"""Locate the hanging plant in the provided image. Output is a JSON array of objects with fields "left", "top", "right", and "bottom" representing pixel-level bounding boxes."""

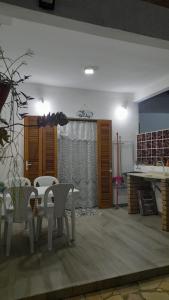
[
  {"left": 0, "top": 47, "right": 69, "bottom": 186},
  {"left": 0, "top": 48, "right": 35, "bottom": 151},
  {"left": 38, "top": 112, "right": 69, "bottom": 127},
  {"left": 0, "top": 48, "right": 36, "bottom": 182},
  {"left": 0, "top": 81, "right": 10, "bottom": 112}
]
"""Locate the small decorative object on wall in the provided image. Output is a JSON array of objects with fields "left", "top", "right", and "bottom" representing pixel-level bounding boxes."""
[
  {"left": 76, "top": 105, "right": 94, "bottom": 119},
  {"left": 39, "top": 0, "right": 55, "bottom": 10}
]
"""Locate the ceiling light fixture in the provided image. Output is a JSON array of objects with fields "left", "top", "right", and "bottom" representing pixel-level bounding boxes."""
[
  {"left": 39, "top": 0, "right": 55, "bottom": 10},
  {"left": 84, "top": 67, "right": 96, "bottom": 75}
]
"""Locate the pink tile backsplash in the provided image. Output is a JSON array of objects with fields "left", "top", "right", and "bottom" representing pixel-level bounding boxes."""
[{"left": 137, "top": 128, "right": 169, "bottom": 165}]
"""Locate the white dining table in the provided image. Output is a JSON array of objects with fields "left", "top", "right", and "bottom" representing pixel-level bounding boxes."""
[{"left": 34, "top": 186, "right": 79, "bottom": 241}]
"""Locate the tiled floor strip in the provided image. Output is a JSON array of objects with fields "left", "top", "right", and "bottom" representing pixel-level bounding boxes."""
[{"left": 66, "top": 274, "right": 169, "bottom": 300}]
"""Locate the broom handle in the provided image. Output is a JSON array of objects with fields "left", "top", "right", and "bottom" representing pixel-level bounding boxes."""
[
  {"left": 116, "top": 132, "right": 119, "bottom": 177},
  {"left": 119, "top": 135, "right": 122, "bottom": 176}
]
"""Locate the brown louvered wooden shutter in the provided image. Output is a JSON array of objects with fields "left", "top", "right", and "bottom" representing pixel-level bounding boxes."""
[
  {"left": 24, "top": 116, "right": 43, "bottom": 183},
  {"left": 24, "top": 117, "right": 57, "bottom": 183},
  {"left": 97, "top": 120, "right": 113, "bottom": 208},
  {"left": 42, "top": 125, "right": 57, "bottom": 177}
]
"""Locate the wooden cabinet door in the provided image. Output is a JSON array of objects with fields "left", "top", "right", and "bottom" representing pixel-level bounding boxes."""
[
  {"left": 24, "top": 116, "right": 57, "bottom": 183},
  {"left": 24, "top": 116, "right": 43, "bottom": 183},
  {"left": 97, "top": 120, "right": 113, "bottom": 208}
]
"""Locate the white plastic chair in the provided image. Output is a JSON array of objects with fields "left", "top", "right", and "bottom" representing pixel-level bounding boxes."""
[
  {"left": 4, "top": 177, "right": 31, "bottom": 188},
  {"left": 3, "top": 186, "right": 38, "bottom": 256},
  {"left": 36, "top": 183, "right": 74, "bottom": 251},
  {"left": 34, "top": 176, "right": 59, "bottom": 187}
]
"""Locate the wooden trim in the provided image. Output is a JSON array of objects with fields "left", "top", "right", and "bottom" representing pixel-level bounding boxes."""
[
  {"left": 39, "top": 126, "right": 43, "bottom": 176},
  {"left": 24, "top": 117, "right": 29, "bottom": 178},
  {"left": 55, "top": 127, "right": 57, "bottom": 177}
]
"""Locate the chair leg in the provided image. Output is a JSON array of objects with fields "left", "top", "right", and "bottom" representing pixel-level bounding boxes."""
[
  {"left": 48, "top": 217, "right": 53, "bottom": 251},
  {"left": 6, "top": 222, "right": 12, "bottom": 256},
  {"left": 36, "top": 216, "right": 42, "bottom": 241},
  {"left": 24, "top": 221, "right": 28, "bottom": 230},
  {"left": 57, "top": 217, "right": 63, "bottom": 237},
  {"left": 64, "top": 215, "right": 70, "bottom": 245},
  {"left": 0, "top": 217, "right": 1, "bottom": 243},
  {"left": 53, "top": 217, "right": 56, "bottom": 230},
  {"left": 3, "top": 220, "right": 8, "bottom": 245},
  {"left": 28, "top": 219, "right": 34, "bottom": 254}
]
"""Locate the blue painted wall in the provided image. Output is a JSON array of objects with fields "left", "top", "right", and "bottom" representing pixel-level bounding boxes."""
[
  {"left": 139, "top": 91, "right": 169, "bottom": 133},
  {"left": 139, "top": 113, "right": 169, "bottom": 133}
]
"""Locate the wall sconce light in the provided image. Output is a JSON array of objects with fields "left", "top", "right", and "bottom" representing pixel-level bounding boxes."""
[
  {"left": 39, "top": 0, "right": 55, "bottom": 10},
  {"left": 35, "top": 98, "right": 51, "bottom": 116},
  {"left": 115, "top": 105, "right": 128, "bottom": 121}
]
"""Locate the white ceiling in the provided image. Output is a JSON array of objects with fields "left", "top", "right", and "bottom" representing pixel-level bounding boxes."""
[{"left": 1, "top": 17, "right": 169, "bottom": 98}]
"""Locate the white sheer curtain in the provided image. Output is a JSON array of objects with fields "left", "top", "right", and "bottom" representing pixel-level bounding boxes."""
[{"left": 58, "top": 121, "right": 97, "bottom": 208}]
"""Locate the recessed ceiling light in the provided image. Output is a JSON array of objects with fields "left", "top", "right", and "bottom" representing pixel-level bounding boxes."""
[{"left": 84, "top": 67, "right": 96, "bottom": 75}]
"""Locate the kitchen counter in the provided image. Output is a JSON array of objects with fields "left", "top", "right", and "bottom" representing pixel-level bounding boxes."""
[
  {"left": 127, "top": 172, "right": 169, "bottom": 231},
  {"left": 129, "top": 172, "right": 169, "bottom": 180}
]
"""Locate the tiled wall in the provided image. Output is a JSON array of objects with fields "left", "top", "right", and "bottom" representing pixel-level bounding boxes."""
[{"left": 137, "top": 129, "right": 169, "bottom": 165}]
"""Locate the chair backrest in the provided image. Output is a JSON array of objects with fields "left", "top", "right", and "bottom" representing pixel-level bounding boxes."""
[
  {"left": 3, "top": 186, "right": 38, "bottom": 222},
  {"left": 4, "top": 177, "right": 31, "bottom": 188},
  {"left": 34, "top": 176, "right": 59, "bottom": 187},
  {"left": 44, "top": 183, "right": 74, "bottom": 217}
]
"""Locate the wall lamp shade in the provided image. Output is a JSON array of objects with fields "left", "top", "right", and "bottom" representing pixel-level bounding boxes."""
[
  {"left": 39, "top": 0, "right": 55, "bottom": 10},
  {"left": 35, "top": 100, "right": 51, "bottom": 116},
  {"left": 115, "top": 105, "right": 128, "bottom": 121}
]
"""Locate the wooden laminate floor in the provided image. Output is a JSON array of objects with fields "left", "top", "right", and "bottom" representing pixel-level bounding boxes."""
[{"left": 1, "top": 208, "right": 169, "bottom": 300}]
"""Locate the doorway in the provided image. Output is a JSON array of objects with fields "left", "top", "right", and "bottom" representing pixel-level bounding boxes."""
[
  {"left": 58, "top": 120, "right": 97, "bottom": 208},
  {"left": 24, "top": 117, "right": 113, "bottom": 208}
]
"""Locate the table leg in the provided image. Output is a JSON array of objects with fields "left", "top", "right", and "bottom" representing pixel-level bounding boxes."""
[
  {"left": 57, "top": 217, "right": 63, "bottom": 236},
  {"left": 0, "top": 199, "right": 1, "bottom": 243},
  {"left": 71, "top": 194, "right": 75, "bottom": 242}
]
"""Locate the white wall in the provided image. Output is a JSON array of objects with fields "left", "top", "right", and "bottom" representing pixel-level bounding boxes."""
[
  {"left": 0, "top": 82, "right": 138, "bottom": 181},
  {"left": 24, "top": 83, "right": 138, "bottom": 142}
]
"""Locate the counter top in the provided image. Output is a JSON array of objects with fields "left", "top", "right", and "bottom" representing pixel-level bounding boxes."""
[{"left": 128, "top": 172, "right": 169, "bottom": 180}]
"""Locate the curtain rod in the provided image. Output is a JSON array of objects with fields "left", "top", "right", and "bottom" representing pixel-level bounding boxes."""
[{"left": 68, "top": 117, "right": 97, "bottom": 122}]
